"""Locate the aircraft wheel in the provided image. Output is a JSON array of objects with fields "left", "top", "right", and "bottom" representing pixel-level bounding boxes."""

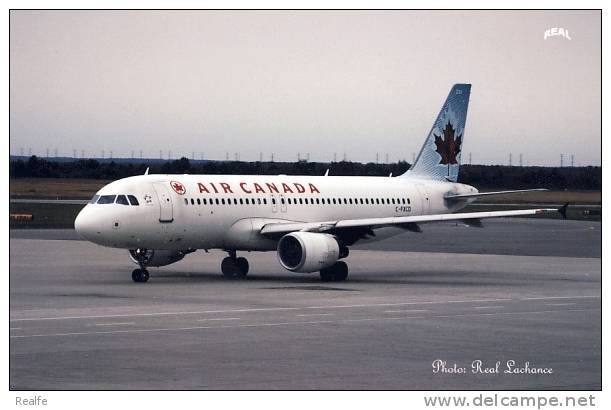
[
  {"left": 132, "top": 268, "right": 149, "bottom": 283},
  {"left": 319, "top": 261, "right": 348, "bottom": 282},
  {"left": 236, "top": 257, "right": 249, "bottom": 278},
  {"left": 221, "top": 257, "right": 239, "bottom": 278},
  {"left": 333, "top": 261, "right": 348, "bottom": 281}
]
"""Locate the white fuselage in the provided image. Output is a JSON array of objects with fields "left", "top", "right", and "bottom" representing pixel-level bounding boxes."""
[{"left": 74, "top": 174, "right": 477, "bottom": 251}]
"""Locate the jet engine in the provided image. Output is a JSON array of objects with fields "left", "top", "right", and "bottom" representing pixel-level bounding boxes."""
[
  {"left": 277, "top": 232, "right": 344, "bottom": 273},
  {"left": 128, "top": 248, "right": 194, "bottom": 267}
]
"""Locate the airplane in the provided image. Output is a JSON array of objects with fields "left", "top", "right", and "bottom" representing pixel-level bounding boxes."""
[{"left": 71, "top": 84, "right": 567, "bottom": 283}]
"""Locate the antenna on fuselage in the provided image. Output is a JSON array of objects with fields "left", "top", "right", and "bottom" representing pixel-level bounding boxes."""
[
  {"left": 389, "top": 172, "right": 393, "bottom": 177},
  {"left": 324, "top": 169, "right": 329, "bottom": 176},
  {"left": 144, "top": 167, "right": 149, "bottom": 175}
]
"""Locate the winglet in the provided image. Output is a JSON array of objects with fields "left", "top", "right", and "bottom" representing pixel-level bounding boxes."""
[{"left": 557, "top": 202, "right": 569, "bottom": 219}]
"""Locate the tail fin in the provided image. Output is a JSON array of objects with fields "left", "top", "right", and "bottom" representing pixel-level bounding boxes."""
[{"left": 402, "top": 84, "right": 471, "bottom": 182}]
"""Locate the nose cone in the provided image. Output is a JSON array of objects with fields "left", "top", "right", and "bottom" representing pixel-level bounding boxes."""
[{"left": 74, "top": 205, "right": 99, "bottom": 242}]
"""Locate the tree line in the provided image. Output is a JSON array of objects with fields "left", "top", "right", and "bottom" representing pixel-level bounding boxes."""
[{"left": 10, "top": 156, "right": 601, "bottom": 190}]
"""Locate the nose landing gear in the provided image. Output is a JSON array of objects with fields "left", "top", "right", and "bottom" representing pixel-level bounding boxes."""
[
  {"left": 221, "top": 250, "right": 249, "bottom": 279},
  {"left": 129, "top": 248, "right": 154, "bottom": 283}
]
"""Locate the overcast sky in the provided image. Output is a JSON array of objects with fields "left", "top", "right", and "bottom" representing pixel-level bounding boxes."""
[{"left": 10, "top": 10, "right": 601, "bottom": 165}]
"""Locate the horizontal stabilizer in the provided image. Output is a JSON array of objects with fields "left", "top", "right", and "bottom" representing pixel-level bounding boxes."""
[{"left": 445, "top": 188, "right": 548, "bottom": 200}]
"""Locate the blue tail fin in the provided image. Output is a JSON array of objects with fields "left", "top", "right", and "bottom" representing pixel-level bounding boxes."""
[{"left": 402, "top": 84, "right": 471, "bottom": 182}]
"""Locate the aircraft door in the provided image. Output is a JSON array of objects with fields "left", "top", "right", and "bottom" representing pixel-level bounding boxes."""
[
  {"left": 270, "top": 194, "right": 278, "bottom": 213},
  {"left": 280, "top": 194, "right": 287, "bottom": 213},
  {"left": 152, "top": 182, "right": 174, "bottom": 222},
  {"left": 415, "top": 183, "right": 430, "bottom": 215}
]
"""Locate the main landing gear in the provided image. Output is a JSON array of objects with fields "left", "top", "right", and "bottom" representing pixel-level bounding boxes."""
[
  {"left": 319, "top": 261, "right": 348, "bottom": 282},
  {"left": 131, "top": 268, "right": 150, "bottom": 283},
  {"left": 221, "top": 250, "right": 249, "bottom": 279}
]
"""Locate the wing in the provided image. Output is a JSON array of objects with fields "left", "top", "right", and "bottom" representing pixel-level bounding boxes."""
[{"left": 260, "top": 206, "right": 564, "bottom": 238}]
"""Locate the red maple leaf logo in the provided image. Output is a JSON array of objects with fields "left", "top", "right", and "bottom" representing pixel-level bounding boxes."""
[
  {"left": 170, "top": 181, "right": 186, "bottom": 195},
  {"left": 434, "top": 121, "right": 462, "bottom": 165}
]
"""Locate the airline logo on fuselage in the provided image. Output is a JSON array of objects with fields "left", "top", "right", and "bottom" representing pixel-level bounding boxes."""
[
  {"left": 170, "top": 181, "right": 187, "bottom": 195},
  {"left": 196, "top": 181, "right": 321, "bottom": 195}
]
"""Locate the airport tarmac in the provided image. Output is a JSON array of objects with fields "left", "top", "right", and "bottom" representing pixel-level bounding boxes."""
[{"left": 10, "top": 219, "right": 601, "bottom": 390}]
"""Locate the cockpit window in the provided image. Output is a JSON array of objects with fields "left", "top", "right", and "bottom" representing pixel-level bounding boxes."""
[
  {"left": 90, "top": 195, "right": 100, "bottom": 204},
  {"left": 127, "top": 195, "right": 139, "bottom": 206},
  {"left": 116, "top": 195, "right": 129, "bottom": 205},
  {"left": 97, "top": 195, "right": 116, "bottom": 204}
]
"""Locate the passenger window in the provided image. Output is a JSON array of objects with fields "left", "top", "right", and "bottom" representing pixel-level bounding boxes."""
[
  {"left": 281, "top": 198, "right": 285, "bottom": 205},
  {"left": 233, "top": 198, "right": 237, "bottom": 205},
  {"left": 191, "top": 198, "right": 195, "bottom": 205},
  {"left": 407, "top": 198, "right": 411, "bottom": 204},
  {"left": 288, "top": 198, "right": 292, "bottom": 205},
  {"left": 222, "top": 198, "right": 226, "bottom": 205},
  {"left": 263, "top": 198, "right": 267, "bottom": 205},
  {"left": 299, "top": 198, "right": 303, "bottom": 205},
  {"left": 272, "top": 198, "right": 276, "bottom": 205},
  {"left": 392, "top": 198, "right": 396, "bottom": 204},
  {"left": 257, "top": 198, "right": 261, "bottom": 205},
  {"left": 90, "top": 195, "right": 100, "bottom": 204},
  {"left": 239, "top": 198, "right": 243, "bottom": 205},
  {"left": 116, "top": 195, "right": 129, "bottom": 205},
  {"left": 332, "top": 198, "right": 336, "bottom": 205},
  {"left": 127, "top": 195, "right": 139, "bottom": 206},
  {"left": 365, "top": 198, "right": 369, "bottom": 205},
  {"left": 203, "top": 198, "right": 207, "bottom": 205},
  {"left": 97, "top": 195, "right": 116, "bottom": 204},
  {"left": 316, "top": 198, "right": 320, "bottom": 204},
  {"left": 197, "top": 198, "right": 201, "bottom": 205}
]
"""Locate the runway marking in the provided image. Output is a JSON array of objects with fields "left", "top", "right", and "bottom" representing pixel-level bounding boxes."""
[
  {"left": 431, "top": 308, "right": 599, "bottom": 319},
  {"left": 196, "top": 318, "right": 241, "bottom": 322},
  {"left": 384, "top": 309, "right": 429, "bottom": 313},
  {"left": 9, "top": 308, "right": 600, "bottom": 339},
  {"left": 545, "top": 303, "right": 577, "bottom": 307},
  {"left": 9, "top": 295, "right": 600, "bottom": 322},
  {"left": 522, "top": 295, "right": 600, "bottom": 301},
  {"left": 296, "top": 313, "right": 335, "bottom": 317},
  {"left": 91, "top": 322, "right": 135, "bottom": 327},
  {"left": 473, "top": 306, "right": 504, "bottom": 309}
]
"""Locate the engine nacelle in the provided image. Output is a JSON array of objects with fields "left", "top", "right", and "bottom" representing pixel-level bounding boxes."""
[
  {"left": 277, "top": 232, "right": 340, "bottom": 273},
  {"left": 128, "top": 248, "right": 192, "bottom": 267}
]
